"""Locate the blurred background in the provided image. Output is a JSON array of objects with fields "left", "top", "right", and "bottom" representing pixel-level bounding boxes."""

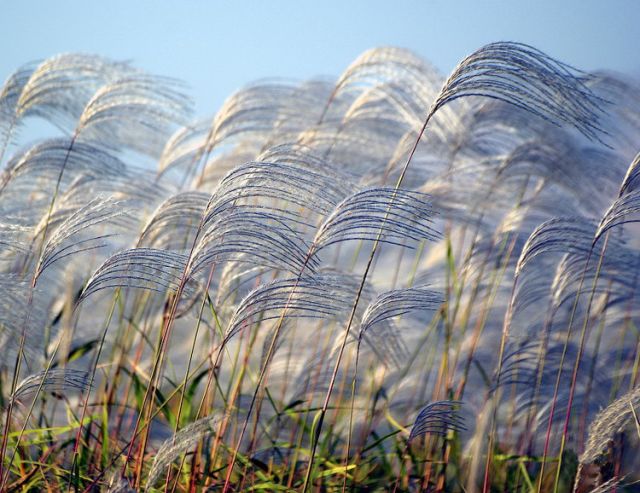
[{"left": 2, "top": 0, "right": 639, "bottom": 117}]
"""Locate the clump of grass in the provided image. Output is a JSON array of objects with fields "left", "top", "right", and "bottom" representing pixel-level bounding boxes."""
[{"left": 0, "top": 41, "right": 639, "bottom": 492}]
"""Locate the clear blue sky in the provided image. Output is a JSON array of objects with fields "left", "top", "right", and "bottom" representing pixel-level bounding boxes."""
[{"left": 2, "top": 1, "right": 639, "bottom": 117}]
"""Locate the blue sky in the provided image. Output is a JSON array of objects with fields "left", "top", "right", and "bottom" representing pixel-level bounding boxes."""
[{"left": 2, "top": 1, "right": 639, "bottom": 117}]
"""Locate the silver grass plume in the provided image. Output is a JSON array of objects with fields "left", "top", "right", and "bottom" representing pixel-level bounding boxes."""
[
  {"left": 495, "top": 138, "right": 618, "bottom": 213},
  {"left": 13, "top": 53, "right": 131, "bottom": 131},
  {"left": 215, "top": 260, "right": 272, "bottom": 318},
  {"left": 310, "top": 187, "right": 439, "bottom": 255},
  {"left": 574, "top": 386, "right": 640, "bottom": 492},
  {"left": 618, "top": 151, "right": 640, "bottom": 196},
  {"left": 0, "top": 62, "right": 37, "bottom": 153},
  {"left": 0, "top": 139, "right": 127, "bottom": 197},
  {"left": 76, "top": 74, "right": 193, "bottom": 156},
  {"left": 173, "top": 81, "right": 331, "bottom": 183},
  {"left": 79, "top": 248, "right": 190, "bottom": 301},
  {"left": 581, "top": 386, "right": 640, "bottom": 464},
  {"left": 359, "top": 286, "right": 443, "bottom": 366},
  {"left": 0, "top": 63, "right": 36, "bottom": 122},
  {"left": 0, "top": 277, "right": 47, "bottom": 366},
  {"left": 191, "top": 205, "right": 317, "bottom": 276},
  {"left": 428, "top": 42, "right": 608, "bottom": 144},
  {"left": 224, "top": 274, "right": 356, "bottom": 343},
  {"left": 360, "top": 286, "right": 443, "bottom": 331},
  {"left": 145, "top": 413, "right": 220, "bottom": 489},
  {"left": 106, "top": 475, "right": 136, "bottom": 493},
  {"left": 0, "top": 223, "right": 30, "bottom": 254},
  {"left": 585, "top": 477, "right": 625, "bottom": 493},
  {"left": 337, "top": 46, "right": 442, "bottom": 89},
  {"left": 209, "top": 157, "right": 355, "bottom": 216},
  {"left": 551, "top": 247, "right": 640, "bottom": 310},
  {"left": 408, "top": 400, "right": 466, "bottom": 441},
  {"left": 138, "top": 191, "right": 209, "bottom": 250},
  {"left": 592, "top": 149, "right": 640, "bottom": 244},
  {"left": 516, "top": 217, "right": 608, "bottom": 276},
  {"left": 34, "top": 196, "right": 132, "bottom": 280},
  {"left": 157, "top": 118, "right": 209, "bottom": 177},
  {"left": 596, "top": 189, "right": 640, "bottom": 242},
  {"left": 205, "top": 81, "right": 329, "bottom": 150},
  {"left": 10, "top": 369, "right": 90, "bottom": 405},
  {"left": 491, "top": 339, "right": 541, "bottom": 392}
]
